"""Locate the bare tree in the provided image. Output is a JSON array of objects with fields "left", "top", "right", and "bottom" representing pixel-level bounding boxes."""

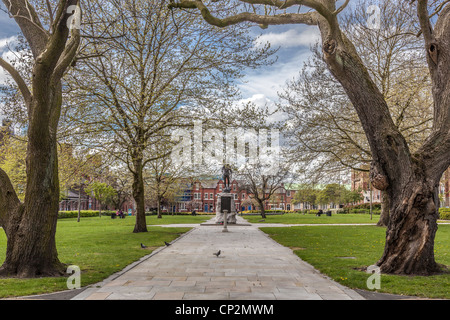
[
  {"left": 237, "top": 160, "right": 291, "bottom": 219},
  {"left": 170, "top": 0, "right": 450, "bottom": 275},
  {"left": 279, "top": 0, "right": 434, "bottom": 226},
  {"left": 145, "top": 140, "right": 187, "bottom": 219},
  {"left": 65, "top": 0, "right": 272, "bottom": 233}
]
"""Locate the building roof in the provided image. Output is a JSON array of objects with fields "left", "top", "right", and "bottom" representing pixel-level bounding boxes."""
[{"left": 199, "top": 180, "right": 220, "bottom": 189}]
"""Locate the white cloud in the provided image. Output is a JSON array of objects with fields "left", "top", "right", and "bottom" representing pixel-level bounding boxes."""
[
  {"left": 238, "top": 49, "right": 312, "bottom": 102},
  {"left": 254, "top": 26, "right": 320, "bottom": 49},
  {"left": 239, "top": 25, "right": 320, "bottom": 102},
  {"left": 0, "top": 36, "right": 18, "bottom": 86},
  {"left": 0, "top": 36, "right": 17, "bottom": 51}
]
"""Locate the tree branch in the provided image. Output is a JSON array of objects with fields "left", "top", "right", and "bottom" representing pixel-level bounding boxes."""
[
  {"left": 417, "top": 1, "right": 433, "bottom": 44},
  {"left": 36, "top": 0, "right": 79, "bottom": 73},
  {"left": 0, "top": 57, "right": 32, "bottom": 107},
  {"left": 169, "top": 0, "right": 321, "bottom": 27},
  {"left": 52, "top": 24, "right": 81, "bottom": 82},
  {"left": 333, "top": 0, "right": 350, "bottom": 15},
  {"left": 2, "top": 0, "right": 49, "bottom": 58},
  {"left": 45, "top": 0, "right": 54, "bottom": 29},
  {"left": 415, "top": 1, "right": 450, "bottom": 180}
]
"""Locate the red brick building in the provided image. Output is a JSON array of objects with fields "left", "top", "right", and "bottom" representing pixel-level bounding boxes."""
[
  {"left": 173, "top": 179, "right": 243, "bottom": 213},
  {"left": 170, "top": 179, "right": 298, "bottom": 213},
  {"left": 351, "top": 167, "right": 450, "bottom": 207},
  {"left": 351, "top": 169, "right": 381, "bottom": 205}
]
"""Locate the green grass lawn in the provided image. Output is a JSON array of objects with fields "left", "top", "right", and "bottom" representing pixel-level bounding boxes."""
[
  {"left": 260, "top": 225, "right": 450, "bottom": 299},
  {"left": 0, "top": 216, "right": 194, "bottom": 298},
  {"left": 243, "top": 213, "right": 380, "bottom": 224}
]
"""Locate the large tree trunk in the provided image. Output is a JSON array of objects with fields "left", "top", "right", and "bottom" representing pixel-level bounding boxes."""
[
  {"left": 0, "top": 82, "right": 65, "bottom": 278},
  {"left": 377, "top": 172, "right": 440, "bottom": 275},
  {"left": 0, "top": 0, "right": 80, "bottom": 278},
  {"left": 132, "top": 158, "right": 147, "bottom": 233}
]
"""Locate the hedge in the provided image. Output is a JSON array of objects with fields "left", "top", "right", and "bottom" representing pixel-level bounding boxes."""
[
  {"left": 241, "top": 210, "right": 289, "bottom": 215},
  {"left": 343, "top": 203, "right": 382, "bottom": 211},
  {"left": 58, "top": 210, "right": 116, "bottom": 219},
  {"left": 145, "top": 211, "right": 214, "bottom": 216},
  {"left": 58, "top": 208, "right": 450, "bottom": 219},
  {"left": 440, "top": 208, "right": 450, "bottom": 220},
  {"left": 58, "top": 210, "right": 218, "bottom": 219}
]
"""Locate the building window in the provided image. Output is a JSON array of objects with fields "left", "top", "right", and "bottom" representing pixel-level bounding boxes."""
[
  {"left": 242, "top": 193, "right": 246, "bottom": 199},
  {"left": 210, "top": 193, "right": 213, "bottom": 199},
  {"left": 287, "top": 190, "right": 291, "bottom": 197},
  {"left": 234, "top": 193, "right": 238, "bottom": 200},
  {"left": 204, "top": 193, "right": 208, "bottom": 200}
]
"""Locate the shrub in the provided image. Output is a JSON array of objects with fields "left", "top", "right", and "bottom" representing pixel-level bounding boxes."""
[
  {"left": 343, "top": 203, "right": 381, "bottom": 211},
  {"left": 240, "top": 210, "right": 290, "bottom": 215},
  {"left": 145, "top": 211, "right": 215, "bottom": 216},
  {"left": 58, "top": 210, "right": 115, "bottom": 219},
  {"left": 439, "top": 208, "right": 450, "bottom": 220}
]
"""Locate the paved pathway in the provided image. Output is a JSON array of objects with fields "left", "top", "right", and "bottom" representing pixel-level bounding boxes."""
[{"left": 72, "top": 217, "right": 365, "bottom": 300}]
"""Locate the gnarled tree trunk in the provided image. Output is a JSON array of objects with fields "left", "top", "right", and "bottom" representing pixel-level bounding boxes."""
[
  {"left": 378, "top": 175, "right": 440, "bottom": 275},
  {"left": 318, "top": 8, "right": 449, "bottom": 274}
]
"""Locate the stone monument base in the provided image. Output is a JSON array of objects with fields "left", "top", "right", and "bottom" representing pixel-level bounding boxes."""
[{"left": 215, "top": 192, "right": 237, "bottom": 224}]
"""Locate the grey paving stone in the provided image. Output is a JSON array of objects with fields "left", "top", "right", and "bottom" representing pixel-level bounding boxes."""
[{"left": 71, "top": 217, "right": 365, "bottom": 300}]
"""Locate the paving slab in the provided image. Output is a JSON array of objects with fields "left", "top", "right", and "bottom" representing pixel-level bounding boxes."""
[{"left": 71, "top": 217, "right": 365, "bottom": 300}]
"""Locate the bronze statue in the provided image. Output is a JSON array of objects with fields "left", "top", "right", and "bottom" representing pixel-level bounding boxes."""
[{"left": 222, "top": 164, "right": 232, "bottom": 192}]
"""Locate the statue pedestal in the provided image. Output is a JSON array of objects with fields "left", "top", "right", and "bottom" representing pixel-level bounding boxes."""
[{"left": 215, "top": 193, "right": 237, "bottom": 224}]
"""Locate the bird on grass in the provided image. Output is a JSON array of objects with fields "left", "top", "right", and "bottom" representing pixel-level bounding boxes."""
[
  {"left": 140, "top": 243, "right": 147, "bottom": 249},
  {"left": 213, "top": 250, "right": 221, "bottom": 257},
  {"left": 164, "top": 241, "right": 171, "bottom": 246}
]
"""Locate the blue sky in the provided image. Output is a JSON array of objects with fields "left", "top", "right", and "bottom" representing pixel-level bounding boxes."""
[
  {"left": 0, "top": 4, "right": 320, "bottom": 110},
  {"left": 239, "top": 24, "right": 320, "bottom": 122},
  {"left": 241, "top": 25, "right": 320, "bottom": 100}
]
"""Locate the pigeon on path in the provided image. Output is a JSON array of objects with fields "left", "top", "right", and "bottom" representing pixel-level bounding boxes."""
[
  {"left": 213, "top": 250, "right": 221, "bottom": 257},
  {"left": 164, "top": 241, "right": 171, "bottom": 246}
]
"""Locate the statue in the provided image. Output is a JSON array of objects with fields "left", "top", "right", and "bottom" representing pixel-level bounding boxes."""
[
  {"left": 216, "top": 164, "right": 237, "bottom": 225},
  {"left": 222, "top": 164, "right": 232, "bottom": 192}
]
